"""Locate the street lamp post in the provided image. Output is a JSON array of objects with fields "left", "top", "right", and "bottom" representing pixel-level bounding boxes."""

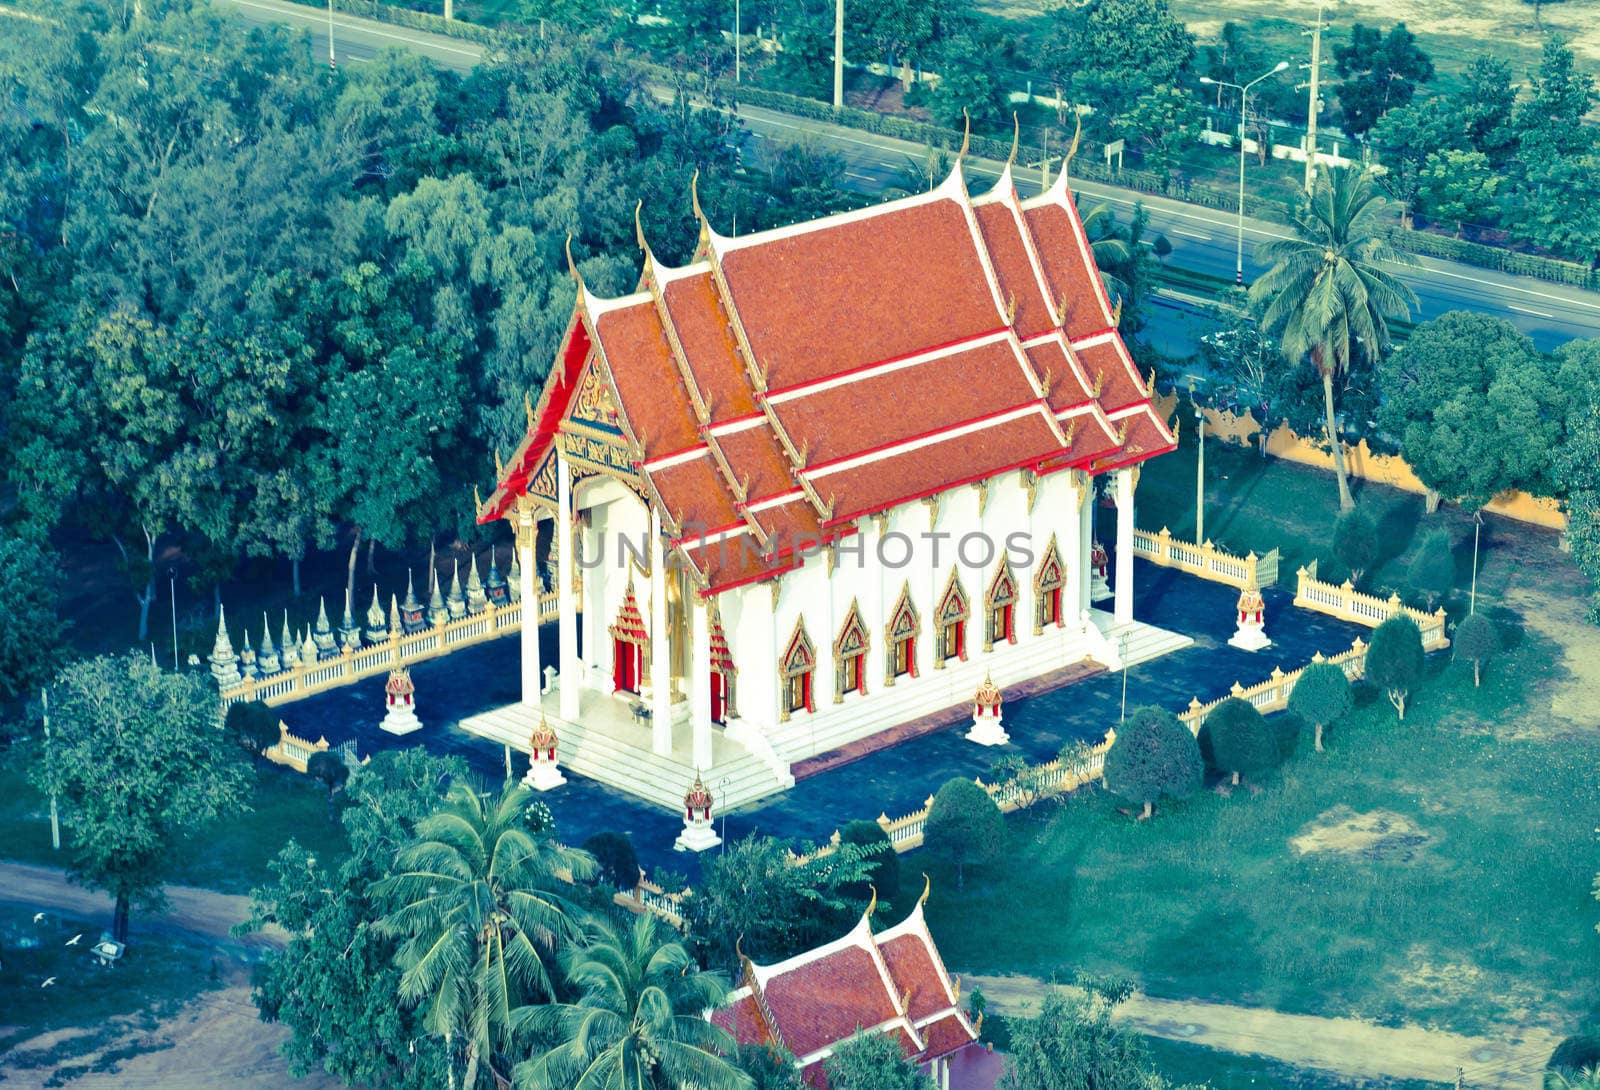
[
  {"left": 43, "top": 687, "right": 59, "bottom": 851},
  {"left": 169, "top": 568, "right": 179, "bottom": 671},
  {"left": 326, "top": 0, "right": 335, "bottom": 69},
  {"left": 733, "top": 0, "right": 741, "bottom": 82},
  {"left": 1470, "top": 511, "right": 1483, "bottom": 614},
  {"left": 1188, "top": 374, "right": 1207, "bottom": 544},
  {"left": 1201, "top": 62, "right": 1289, "bottom": 285}
]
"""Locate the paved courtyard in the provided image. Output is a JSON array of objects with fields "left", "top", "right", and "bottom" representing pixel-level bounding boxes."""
[{"left": 277, "top": 560, "right": 1368, "bottom": 875}]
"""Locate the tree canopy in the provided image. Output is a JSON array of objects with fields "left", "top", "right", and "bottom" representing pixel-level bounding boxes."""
[
  {"left": 924, "top": 776, "right": 1005, "bottom": 888},
  {"left": 1205, "top": 696, "right": 1279, "bottom": 786},
  {"left": 1366, "top": 614, "right": 1425, "bottom": 719},
  {"left": 1286, "top": 662, "right": 1352, "bottom": 753},
  {"left": 1103, "top": 706, "right": 1202, "bottom": 818}
]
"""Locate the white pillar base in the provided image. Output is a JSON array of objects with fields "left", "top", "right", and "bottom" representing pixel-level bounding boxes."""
[
  {"left": 1228, "top": 623, "right": 1272, "bottom": 652},
  {"left": 965, "top": 714, "right": 1010, "bottom": 747},
  {"left": 380, "top": 708, "right": 423, "bottom": 735},
  {"left": 542, "top": 665, "right": 558, "bottom": 694},
  {"left": 674, "top": 819, "right": 722, "bottom": 853},
  {"left": 521, "top": 762, "right": 567, "bottom": 791},
  {"left": 1090, "top": 576, "right": 1113, "bottom": 602}
]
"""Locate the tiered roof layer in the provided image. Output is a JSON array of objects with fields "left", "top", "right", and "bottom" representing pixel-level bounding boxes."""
[{"left": 481, "top": 163, "right": 1176, "bottom": 595}]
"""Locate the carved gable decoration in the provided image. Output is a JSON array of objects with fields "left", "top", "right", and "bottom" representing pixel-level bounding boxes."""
[
  {"left": 887, "top": 585, "right": 920, "bottom": 642},
  {"left": 1035, "top": 536, "right": 1065, "bottom": 591},
  {"left": 986, "top": 560, "right": 1018, "bottom": 608},
  {"left": 528, "top": 450, "right": 559, "bottom": 506},
  {"left": 781, "top": 618, "right": 815, "bottom": 678},
  {"left": 937, "top": 572, "right": 970, "bottom": 624},
  {"left": 834, "top": 600, "right": 870, "bottom": 659},
  {"left": 571, "top": 362, "right": 623, "bottom": 435}
]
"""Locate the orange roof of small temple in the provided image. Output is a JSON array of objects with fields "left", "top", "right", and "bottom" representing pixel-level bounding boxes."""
[
  {"left": 479, "top": 163, "right": 1175, "bottom": 595},
  {"left": 710, "top": 895, "right": 981, "bottom": 1086}
]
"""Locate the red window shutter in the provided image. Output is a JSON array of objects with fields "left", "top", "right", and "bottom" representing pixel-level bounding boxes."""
[{"left": 856, "top": 654, "right": 867, "bottom": 695}]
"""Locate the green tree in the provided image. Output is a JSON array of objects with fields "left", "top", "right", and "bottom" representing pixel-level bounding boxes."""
[
  {"left": 1333, "top": 23, "right": 1434, "bottom": 136},
  {"left": 999, "top": 980, "right": 1155, "bottom": 1090},
  {"left": 224, "top": 700, "right": 282, "bottom": 761},
  {"left": 1250, "top": 167, "right": 1419, "bottom": 511},
  {"left": 1454, "top": 55, "right": 1519, "bottom": 165},
  {"left": 1044, "top": 0, "right": 1195, "bottom": 126},
  {"left": 1418, "top": 149, "right": 1500, "bottom": 237},
  {"left": 28, "top": 654, "right": 251, "bottom": 942},
  {"left": 924, "top": 776, "right": 1004, "bottom": 888},
  {"left": 1515, "top": 153, "right": 1600, "bottom": 266},
  {"left": 246, "top": 749, "right": 466, "bottom": 1090},
  {"left": 1555, "top": 401, "right": 1600, "bottom": 621},
  {"left": 1366, "top": 613, "right": 1425, "bottom": 719},
  {"left": 1377, "top": 312, "right": 1562, "bottom": 509},
  {"left": 581, "top": 831, "right": 642, "bottom": 891},
  {"left": 1206, "top": 696, "right": 1279, "bottom": 786},
  {"left": 307, "top": 750, "right": 351, "bottom": 819},
  {"left": 374, "top": 781, "right": 596, "bottom": 1089},
  {"left": 683, "top": 833, "right": 876, "bottom": 973},
  {"left": 1368, "top": 104, "right": 1460, "bottom": 227},
  {"left": 1103, "top": 705, "right": 1202, "bottom": 819},
  {"left": 1407, "top": 530, "right": 1456, "bottom": 610},
  {"left": 1516, "top": 37, "right": 1597, "bottom": 162},
  {"left": 838, "top": 819, "right": 901, "bottom": 904},
  {"left": 1453, "top": 613, "right": 1500, "bottom": 687},
  {"left": 1332, "top": 506, "right": 1379, "bottom": 583},
  {"left": 736, "top": 1043, "right": 806, "bottom": 1090},
  {"left": 514, "top": 915, "right": 750, "bottom": 1090},
  {"left": 1118, "top": 84, "right": 1205, "bottom": 175},
  {"left": 1287, "top": 661, "right": 1352, "bottom": 753},
  {"left": 0, "top": 536, "right": 68, "bottom": 707},
  {"left": 824, "top": 1030, "right": 933, "bottom": 1090},
  {"left": 929, "top": 34, "right": 1011, "bottom": 131}
]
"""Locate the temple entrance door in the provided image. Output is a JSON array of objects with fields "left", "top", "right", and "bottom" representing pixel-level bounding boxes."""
[
  {"left": 613, "top": 638, "right": 641, "bottom": 693},
  {"left": 710, "top": 671, "right": 726, "bottom": 724}
]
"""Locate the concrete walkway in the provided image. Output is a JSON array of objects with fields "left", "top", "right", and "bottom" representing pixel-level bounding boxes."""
[{"left": 963, "top": 973, "right": 1560, "bottom": 1090}]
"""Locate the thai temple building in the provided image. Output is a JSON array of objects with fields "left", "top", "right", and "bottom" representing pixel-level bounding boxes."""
[
  {"left": 712, "top": 885, "right": 990, "bottom": 1087},
  {"left": 464, "top": 156, "right": 1186, "bottom": 811}
]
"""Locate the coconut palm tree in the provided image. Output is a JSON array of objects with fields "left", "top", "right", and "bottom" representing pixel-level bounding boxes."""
[
  {"left": 1547, "top": 1068, "right": 1600, "bottom": 1090},
  {"left": 1249, "top": 167, "right": 1418, "bottom": 510},
  {"left": 374, "top": 780, "right": 595, "bottom": 1090},
  {"left": 513, "top": 914, "right": 752, "bottom": 1090}
]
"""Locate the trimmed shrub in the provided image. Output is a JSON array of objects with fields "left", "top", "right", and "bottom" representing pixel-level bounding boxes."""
[
  {"left": 1453, "top": 613, "right": 1500, "bottom": 687},
  {"left": 1103, "top": 706, "right": 1202, "bottom": 819},
  {"left": 225, "top": 700, "right": 281, "bottom": 760},
  {"left": 839, "top": 820, "right": 900, "bottom": 905},
  {"left": 582, "top": 831, "right": 641, "bottom": 891},
  {"left": 1407, "top": 529, "right": 1455, "bottom": 609},
  {"left": 1367, "top": 613, "right": 1426, "bottom": 719},
  {"left": 1207, "top": 697, "right": 1279, "bottom": 786},
  {"left": 1288, "top": 661, "right": 1353, "bottom": 753},
  {"left": 924, "top": 777, "right": 1004, "bottom": 889},
  {"left": 306, "top": 750, "right": 349, "bottom": 818},
  {"left": 1332, "top": 507, "right": 1379, "bottom": 583}
]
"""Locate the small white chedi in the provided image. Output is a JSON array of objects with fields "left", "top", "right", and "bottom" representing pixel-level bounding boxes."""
[
  {"left": 965, "top": 674, "right": 1010, "bottom": 747},
  {"left": 1228, "top": 581, "right": 1272, "bottom": 652},
  {"left": 521, "top": 712, "right": 567, "bottom": 791},
  {"left": 379, "top": 666, "right": 423, "bottom": 734},
  {"left": 674, "top": 773, "right": 722, "bottom": 853}
]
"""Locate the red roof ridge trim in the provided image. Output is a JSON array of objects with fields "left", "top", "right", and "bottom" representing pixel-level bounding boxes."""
[
  {"left": 1069, "top": 328, "right": 1119, "bottom": 349},
  {"left": 764, "top": 329, "right": 1013, "bottom": 405},
  {"left": 805, "top": 404, "right": 1060, "bottom": 482}
]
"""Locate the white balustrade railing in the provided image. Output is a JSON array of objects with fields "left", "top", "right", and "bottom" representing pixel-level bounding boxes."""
[
  {"left": 1179, "top": 638, "right": 1368, "bottom": 733},
  {"left": 1292, "top": 568, "right": 1449, "bottom": 650},
  {"left": 1131, "top": 527, "right": 1279, "bottom": 590}
]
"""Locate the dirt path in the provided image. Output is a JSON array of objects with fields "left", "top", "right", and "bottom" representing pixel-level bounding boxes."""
[
  {"left": 0, "top": 861, "right": 286, "bottom": 948},
  {"left": 963, "top": 973, "right": 1560, "bottom": 1090}
]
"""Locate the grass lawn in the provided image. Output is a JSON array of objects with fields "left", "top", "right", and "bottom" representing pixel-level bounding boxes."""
[
  {"left": 1143, "top": 1036, "right": 1450, "bottom": 1090},
  {"left": 0, "top": 762, "right": 351, "bottom": 896},
  {"left": 928, "top": 429, "right": 1600, "bottom": 1037},
  {"left": 925, "top": 624, "right": 1600, "bottom": 1035}
]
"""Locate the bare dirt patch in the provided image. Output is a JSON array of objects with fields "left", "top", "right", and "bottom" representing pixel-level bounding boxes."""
[
  {"left": 1289, "top": 805, "right": 1432, "bottom": 861},
  {"left": 1505, "top": 583, "right": 1600, "bottom": 732}
]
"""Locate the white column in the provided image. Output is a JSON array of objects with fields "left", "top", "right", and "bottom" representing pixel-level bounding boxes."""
[
  {"left": 1076, "top": 474, "right": 1093, "bottom": 618},
  {"left": 1114, "top": 468, "right": 1135, "bottom": 626},
  {"left": 516, "top": 501, "right": 541, "bottom": 706},
  {"left": 557, "top": 452, "right": 581, "bottom": 721},
  {"left": 691, "top": 596, "right": 713, "bottom": 770},
  {"left": 649, "top": 509, "right": 672, "bottom": 756}
]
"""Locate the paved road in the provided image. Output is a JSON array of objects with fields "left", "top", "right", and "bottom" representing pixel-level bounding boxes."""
[
  {"left": 222, "top": 0, "right": 1600, "bottom": 352},
  {"left": 966, "top": 973, "right": 1559, "bottom": 1090}
]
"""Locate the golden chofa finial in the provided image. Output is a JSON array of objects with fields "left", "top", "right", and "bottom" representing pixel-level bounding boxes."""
[
  {"left": 1006, "top": 111, "right": 1019, "bottom": 168},
  {"left": 1112, "top": 295, "right": 1124, "bottom": 326},
  {"left": 1064, "top": 110, "right": 1082, "bottom": 173},
  {"left": 917, "top": 873, "right": 932, "bottom": 907},
  {"left": 474, "top": 485, "right": 484, "bottom": 512},
  {"left": 1147, "top": 367, "right": 1157, "bottom": 396},
  {"left": 524, "top": 389, "right": 535, "bottom": 432},
  {"left": 564, "top": 233, "right": 583, "bottom": 290},
  {"left": 634, "top": 198, "right": 648, "bottom": 252},
  {"left": 494, "top": 447, "right": 504, "bottom": 478},
  {"left": 958, "top": 108, "right": 971, "bottom": 160},
  {"left": 690, "top": 168, "right": 705, "bottom": 227}
]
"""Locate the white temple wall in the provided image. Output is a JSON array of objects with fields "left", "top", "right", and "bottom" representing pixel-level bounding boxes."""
[
  {"left": 721, "top": 468, "right": 1101, "bottom": 749},
  {"left": 578, "top": 479, "right": 650, "bottom": 695}
]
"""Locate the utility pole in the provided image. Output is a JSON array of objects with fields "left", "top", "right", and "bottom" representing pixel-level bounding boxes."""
[
  {"left": 43, "top": 688, "right": 59, "bottom": 851},
  {"left": 1302, "top": 4, "right": 1328, "bottom": 193},
  {"left": 832, "top": 0, "right": 844, "bottom": 109},
  {"left": 169, "top": 568, "right": 179, "bottom": 670},
  {"left": 734, "top": 0, "right": 741, "bottom": 82},
  {"left": 1191, "top": 377, "right": 1206, "bottom": 544},
  {"left": 444, "top": 0, "right": 452, "bottom": 21},
  {"left": 326, "top": 0, "right": 336, "bottom": 69}
]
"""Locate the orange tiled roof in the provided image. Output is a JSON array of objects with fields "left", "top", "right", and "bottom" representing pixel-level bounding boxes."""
[{"left": 480, "top": 164, "right": 1175, "bottom": 593}]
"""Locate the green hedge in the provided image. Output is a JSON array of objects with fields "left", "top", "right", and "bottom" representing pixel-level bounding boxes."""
[
  {"left": 1385, "top": 228, "right": 1600, "bottom": 290},
  {"left": 278, "top": 0, "right": 505, "bottom": 45}
]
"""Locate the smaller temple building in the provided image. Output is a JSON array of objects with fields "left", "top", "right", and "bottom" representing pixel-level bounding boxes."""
[{"left": 713, "top": 887, "right": 990, "bottom": 1088}]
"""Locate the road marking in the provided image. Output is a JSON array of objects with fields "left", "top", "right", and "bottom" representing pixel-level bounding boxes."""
[
  {"left": 1508, "top": 304, "right": 1554, "bottom": 318},
  {"left": 1170, "top": 228, "right": 1211, "bottom": 240},
  {"left": 844, "top": 171, "right": 875, "bottom": 181},
  {"left": 222, "top": 0, "right": 483, "bottom": 58}
]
